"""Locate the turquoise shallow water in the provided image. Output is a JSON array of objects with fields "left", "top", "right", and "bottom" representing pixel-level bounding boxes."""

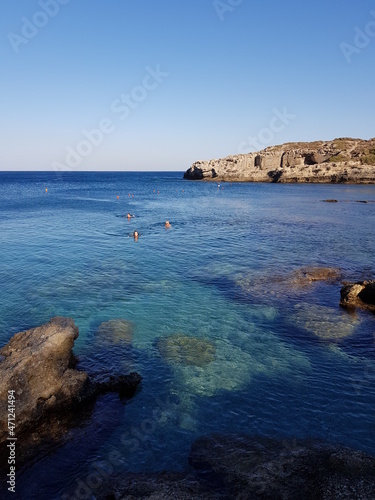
[{"left": 0, "top": 172, "right": 375, "bottom": 499}]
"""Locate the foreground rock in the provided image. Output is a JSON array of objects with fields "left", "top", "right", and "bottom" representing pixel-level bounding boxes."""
[
  {"left": 340, "top": 281, "right": 375, "bottom": 313},
  {"left": 184, "top": 137, "right": 375, "bottom": 183},
  {"left": 96, "top": 434, "right": 375, "bottom": 499},
  {"left": 0, "top": 317, "right": 141, "bottom": 448}
]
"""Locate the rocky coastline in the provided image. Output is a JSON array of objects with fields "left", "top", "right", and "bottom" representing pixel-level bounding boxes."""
[
  {"left": 0, "top": 317, "right": 141, "bottom": 463},
  {"left": 184, "top": 138, "right": 375, "bottom": 183}
]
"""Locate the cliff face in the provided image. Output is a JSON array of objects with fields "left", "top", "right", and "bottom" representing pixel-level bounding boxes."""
[{"left": 184, "top": 138, "right": 375, "bottom": 183}]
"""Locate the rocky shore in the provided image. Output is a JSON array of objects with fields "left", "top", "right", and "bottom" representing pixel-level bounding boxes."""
[
  {"left": 0, "top": 317, "right": 141, "bottom": 460},
  {"left": 184, "top": 138, "right": 375, "bottom": 183}
]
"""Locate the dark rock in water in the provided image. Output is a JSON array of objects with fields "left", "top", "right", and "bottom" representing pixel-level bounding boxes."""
[
  {"left": 190, "top": 434, "right": 375, "bottom": 499},
  {"left": 96, "top": 319, "right": 134, "bottom": 346},
  {"left": 98, "top": 471, "right": 219, "bottom": 500},
  {"left": 340, "top": 281, "right": 375, "bottom": 313},
  {"left": 97, "top": 434, "right": 375, "bottom": 499},
  {"left": 322, "top": 199, "right": 339, "bottom": 202},
  {"left": 157, "top": 335, "right": 216, "bottom": 367},
  {"left": 0, "top": 317, "right": 141, "bottom": 453}
]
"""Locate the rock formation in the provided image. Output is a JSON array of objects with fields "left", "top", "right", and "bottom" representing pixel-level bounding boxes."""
[
  {"left": 340, "top": 281, "right": 375, "bottom": 313},
  {"left": 184, "top": 138, "right": 375, "bottom": 183},
  {"left": 0, "top": 317, "right": 141, "bottom": 448},
  {"left": 96, "top": 434, "right": 375, "bottom": 499}
]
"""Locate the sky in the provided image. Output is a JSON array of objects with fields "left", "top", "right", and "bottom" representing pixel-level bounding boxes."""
[{"left": 0, "top": 0, "right": 374, "bottom": 171}]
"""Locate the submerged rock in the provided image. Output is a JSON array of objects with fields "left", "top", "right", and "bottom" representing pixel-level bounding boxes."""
[
  {"left": 96, "top": 318, "right": 134, "bottom": 345},
  {"left": 236, "top": 266, "right": 341, "bottom": 301},
  {"left": 158, "top": 333, "right": 310, "bottom": 404},
  {"left": 157, "top": 335, "right": 216, "bottom": 367},
  {"left": 96, "top": 433, "right": 375, "bottom": 499},
  {"left": 340, "top": 280, "right": 375, "bottom": 313},
  {"left": 291, "top": 267, "right": 341, "bottom": 284},
  {"left": 291, "top": 303, "right": 360, "bottom": 340},
  {"left": 0, "top": 317, "right": 141, "bottom": 449}
]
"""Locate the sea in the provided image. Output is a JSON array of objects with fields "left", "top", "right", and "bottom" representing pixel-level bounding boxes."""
[{"left": 0, "top": 171, "right": 374, "bottom": 499}]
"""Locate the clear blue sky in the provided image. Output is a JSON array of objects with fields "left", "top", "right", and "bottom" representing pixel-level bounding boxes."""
[{"left": 0, "top": 0, "right": 374, "bottom": 171}]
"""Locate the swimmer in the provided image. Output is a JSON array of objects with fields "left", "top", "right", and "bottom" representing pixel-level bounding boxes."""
[
  {"left": 127, "top": 213, "right": 133, "bottom": 219},
  {"left": 165, "top": 220, "right": 171, "bottom": 229},
  {"left": 133, "top": 230, "right": 139, "bottom": 241}
]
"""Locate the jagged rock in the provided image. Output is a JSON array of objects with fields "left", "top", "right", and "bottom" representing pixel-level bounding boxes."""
[
  {"left": 0, "top": 317, "right": 141, "bottom": 447},
  {"left": 157, "top": 335, "right": 216, "bottom": 367},
  {"left": 340, "top": 281, "right": 375, "bottom": 313},
  {"left": 184, "top": 138, "right": 375, "bottom": 183},
  {"left": 96, "top": 319, "right": 134, "bottom": 346},
  {"left": 95, "top": 434, "right": 375, "bottom": 499}
]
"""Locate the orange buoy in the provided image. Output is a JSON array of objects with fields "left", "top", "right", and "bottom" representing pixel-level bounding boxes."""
[{"left": 117, "top": 195, "right": 119, "bottom": 199}]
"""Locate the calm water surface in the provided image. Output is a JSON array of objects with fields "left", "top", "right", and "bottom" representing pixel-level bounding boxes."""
[{"left": 0, "top": 172, "right": 374, "bottom": 499}]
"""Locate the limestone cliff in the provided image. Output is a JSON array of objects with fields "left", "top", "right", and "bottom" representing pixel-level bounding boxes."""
[{"left": 184, "top": 138, "right": 375, "bottom": 183}]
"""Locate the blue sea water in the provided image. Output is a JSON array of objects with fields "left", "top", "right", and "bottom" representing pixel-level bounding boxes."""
[{"left": 0, "top": 171, "right": 375, "bottom": 499}]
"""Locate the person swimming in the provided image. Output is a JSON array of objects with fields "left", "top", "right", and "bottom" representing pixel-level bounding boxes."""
[
  {"left": 133, "top": 230, "right": 139, "bottom": 241},
  {"left": 165, "top": 220, "right": 171, "bottom": 228},
  {"left": 127, "top": 213, "right": 133, "bottom": 219}
]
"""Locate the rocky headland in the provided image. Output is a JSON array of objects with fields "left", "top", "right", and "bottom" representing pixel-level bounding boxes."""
[
  {"left": 184, "top": 138, "right": 375, "bottom": 183},
  {"left": 0, "top": 317, "right": 141, "bottom": 460}
]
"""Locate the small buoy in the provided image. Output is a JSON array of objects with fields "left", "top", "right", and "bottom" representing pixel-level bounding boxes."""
[
  {"left": 45, "top": 188, "right": 48, "bottom": 193},
  {"left": 116, "top": 195, "right": 119, "bottom": 199}
]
